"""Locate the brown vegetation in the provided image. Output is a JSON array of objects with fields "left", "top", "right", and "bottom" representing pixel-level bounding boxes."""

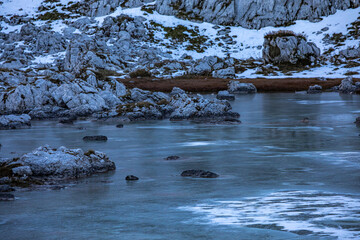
[{"left": 119, "top": 77, "right": 359, "bottom": 93}]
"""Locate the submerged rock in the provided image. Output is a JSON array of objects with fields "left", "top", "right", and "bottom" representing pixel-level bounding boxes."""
[
  {"left": 83, "top": 136, "right": 108, "bottom": 141},
  {"left": 181, "top": 170, "right": 219, "bottom": 178},
  {"left": 0, "top": 145, "right": 115, "bottom": 189},
  {"left": 228, "top": 81, "right": 257, "bottom": 94},
  {"left": 116, "top": 124, "right": 124, "bottom": 128},
  {"left": 216, "top": 90, "right": 235, "bottom": 100},
  {"left": 0, "top": 114, "right": 31, "bottom": 130},
  {"left": 125, "top": 175, "right": 139, "bottom": 181},
  {"left": 165, "top": 156, "right": 180, "bottom": 160}
]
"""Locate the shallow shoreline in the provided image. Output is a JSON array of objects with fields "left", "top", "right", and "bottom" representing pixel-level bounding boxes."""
[{"left": 120, "top": 77, "right": 360, "bottom": 93}]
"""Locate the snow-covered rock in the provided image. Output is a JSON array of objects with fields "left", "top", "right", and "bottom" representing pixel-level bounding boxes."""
[
  {"left": 0, "top": 114, "right": 31, "bottom": 130},
  {"left": 212, "top": 67, "right": 235, "bottom": 79},
  {"left": 0, "top": 145, "right": 116, "bottom": 189},
  {"left": 263, "top": 34, "right": 320, "bottom": 65},
  {"left": 228, "top": 81, "right": 257, "bottom": 94}
]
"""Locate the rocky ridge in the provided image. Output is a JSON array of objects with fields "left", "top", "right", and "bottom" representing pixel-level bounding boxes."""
[{"left": 156, "top": 0, "right": 360, "bottom": 29}]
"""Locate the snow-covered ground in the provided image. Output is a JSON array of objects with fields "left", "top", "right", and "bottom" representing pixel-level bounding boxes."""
[{"left": 0, "top": 0, "right": 359, "bottom": 79}]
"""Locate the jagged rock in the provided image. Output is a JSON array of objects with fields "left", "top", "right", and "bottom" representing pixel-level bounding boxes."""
[
  {"left": 83, "top": 136, "right": 108, "bottom": 141},
  {"left": 189, "top": 56, "right": 220, "bottom": 75},
  {"left": 0, "top": 114, "right": 31, "bottom": 130},
  {"left": 12, "top": 166, "right": 33, "bottom": 176},
  {"left": 156, "top": 0, "right": 360, "bottom": 29},
  {"left": 263, "top": 33, "right": 320, "bottom": 65},
  {"left": 169, "top": 93, "right": 239, "bottom": 120},
  {"left": 170, "top": 87, "right": 186, "bottom": 96},
  {"left": 216, "top": 90, "right": 235, "bottom": 100},
  {"left": 125, "top": 175, "right": 139, "bottom": 180},
  {"left": 181, "top": 170, "right": 219, "bottom": 178},
  {"left": 338, "top": 77, "right": 357, "bottom": 94},
  {"left": 228, "top": 81, "right": 257, "bottom": 94},
  {"left": 115, "top": 81, "right": 127, "bottom": 97},
  {"left": 340, "top": 47, "right": 360, "bottom": 59},
  {"left": 0, "top": 146, "right": 115, "bottom": 186},
  {"left": 212, "top": 67, "right": 235, "bottom": 79},
  {"left": 307, "top": 85, "right": 322, "bottom": 94}
]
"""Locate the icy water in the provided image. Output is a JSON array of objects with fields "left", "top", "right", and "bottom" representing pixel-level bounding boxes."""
[{"left": 1, "top": 93, "right": 360, "bottom": 240}]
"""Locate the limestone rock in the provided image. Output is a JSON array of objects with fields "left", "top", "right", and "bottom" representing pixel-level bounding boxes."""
[
  {"left": 0, "top": 114, "right": 31, "bottom": 130},
  {"left": 156, "top": 0, "right": 360, "bottom": 29},
  {"left": 216, "top": 90, "right": 235, "bottom": 100},
  {"left": 263, "top": 34, "right": 320, "bottom": 65},
  {"left": 228, "top": 81, "right": 257, "bottom": 94},
  {"left": 307, "top": 85, "right": 322, "bottom": 94}
]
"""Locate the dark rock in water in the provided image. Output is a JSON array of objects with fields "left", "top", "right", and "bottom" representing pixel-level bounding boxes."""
[
  {"left": 59, "top": 117, "right": 76, "bottom": 124},
  {"left": 0, "top": 193, "right": 15, "bottom": 201},
  {"left": 307, "top": 85, "right": 322, "bottom": 94},
  {"left": 181, "top": 170, "right": 219, "bottom": 178},
  {"left": 83, "top": 136, "right": 108, "bottom": 141},
  {"left": 302, "top": 117, "right": 309, "bottom": 123},
  {"left": 223, "top": 117, "right": 241, "bottom": 123},
  {"left": 125, "top": 175, "right": 139, "bottom": 181},
  {"left": 0, "top": 185, "right": 14, "bottom": 192},
  {"left": 165, "top": 156, "right": 180, "bottom": 160},
  {"left": 354, "top": 117, "right": 360, "bottom": 125},
  {"left": 50, "top": 185, "right": 65, "bottom": 190},
  {"left": 216, "top": 90, "right": 235, "bottom": 100},
  {"left": 116, "top": 124, "right": 124, "bottom": 128}
]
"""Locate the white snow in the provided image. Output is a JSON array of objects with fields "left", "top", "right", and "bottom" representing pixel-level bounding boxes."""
[{"left": 0, "top": 0, "right": 359, "bottom": 79}]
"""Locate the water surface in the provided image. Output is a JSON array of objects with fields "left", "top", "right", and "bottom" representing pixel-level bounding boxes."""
[{"left": 1, "top": 93, "right": 360, "bottom": 240}]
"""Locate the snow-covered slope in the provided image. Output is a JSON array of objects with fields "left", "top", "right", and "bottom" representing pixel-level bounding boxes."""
[{"left": 0, "top": 0, "right": 359, "bottom": 80}]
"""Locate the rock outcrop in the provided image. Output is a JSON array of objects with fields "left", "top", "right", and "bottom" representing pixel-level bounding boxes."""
[
  {"left": 263, "top": 32, "right": 320, "bottom": 65},
  {"left": 0, "top": 145, "right": 116, "bottom": 189},
  {"left": 307, "top": 85, "right": 322, "bottom": 94},
  {"left": 0, "top": 114, "right": 31, "bottom": 130},
  {"left": 156, "top": 0, "right": 360, "bottom": 29},
  {"left": 169, "top": 92, "right": 239, "bottom": 120},
  {"left": 337, "top": 76, "right": 359, "bottom": 94},
  {"left": 0, "top": 80, "right": 126, "bottom": 118},
  {"left": 228, "top": 81, "right": 257, "bottom": 94}
]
